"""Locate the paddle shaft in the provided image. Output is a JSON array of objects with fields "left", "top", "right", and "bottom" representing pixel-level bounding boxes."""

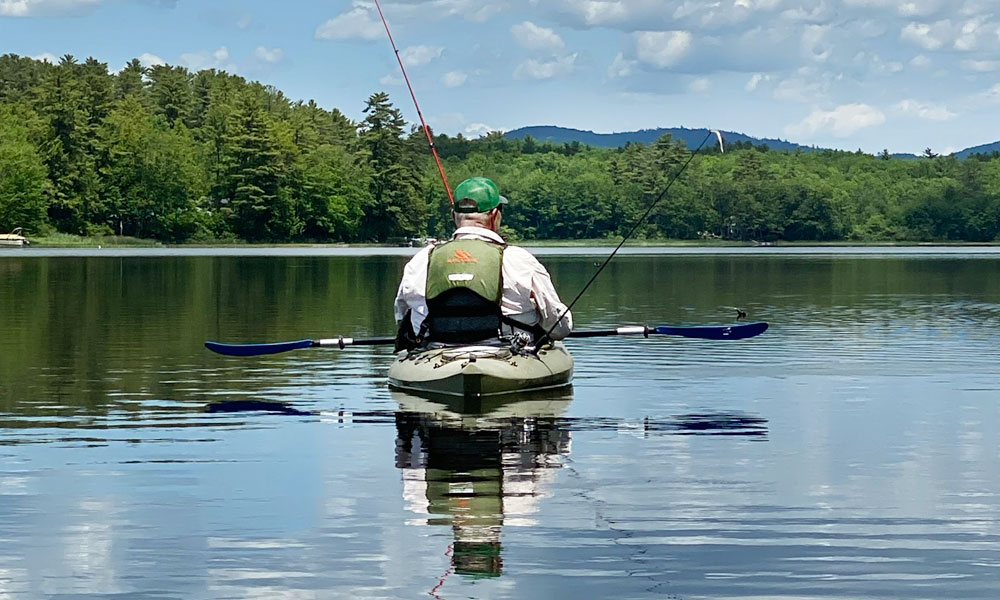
[
  {"left": 204, "top": 322, "right": 765, "bottom": 357},
  {"left": 568, "top": 326, "right": 649, "bottom": 338},
  {"left": 314, "top": 336, "right": 396, "bottom": 348}
]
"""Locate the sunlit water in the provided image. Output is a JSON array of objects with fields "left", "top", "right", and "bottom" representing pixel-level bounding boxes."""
[{"left": 1, "top": 248, "right": 999, "bottom": 599}]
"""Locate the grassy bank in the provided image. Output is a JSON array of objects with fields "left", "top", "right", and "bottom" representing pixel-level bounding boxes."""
[{"left": 28, "top": 233, "right": 164, "bottom": 247}]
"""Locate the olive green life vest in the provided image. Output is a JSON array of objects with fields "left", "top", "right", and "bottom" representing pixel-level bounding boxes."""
[
  {"left": 426, "top": 238, "right": 504, "bottom": 304},
  {"left": 423, "top": 238, "right": 505, "bottom": 343}
]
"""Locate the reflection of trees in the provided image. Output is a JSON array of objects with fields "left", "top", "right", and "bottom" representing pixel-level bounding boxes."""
[{"left": 393, "top": 395, "right": 572, "bottom": 578}]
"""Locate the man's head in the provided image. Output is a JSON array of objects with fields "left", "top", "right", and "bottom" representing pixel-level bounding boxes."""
[{"left": 452, "top": 177, "right": 507, "bottom": 232}]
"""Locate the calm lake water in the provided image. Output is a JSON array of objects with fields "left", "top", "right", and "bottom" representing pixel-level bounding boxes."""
[{"left": 2, "top": 247, "right": 999, "bottom": 599}]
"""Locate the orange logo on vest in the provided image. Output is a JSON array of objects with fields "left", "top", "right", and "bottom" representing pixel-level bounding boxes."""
[{"left": 446, "top": 249, "right": 478, "bottom": 264}]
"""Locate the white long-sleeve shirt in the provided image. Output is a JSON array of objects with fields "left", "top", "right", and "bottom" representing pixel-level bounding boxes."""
[{"left": 394, "top": 226, "right": 573, "bottom": 340}]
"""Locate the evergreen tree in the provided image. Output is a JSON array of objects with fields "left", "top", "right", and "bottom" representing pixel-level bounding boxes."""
[
  {"left": 37, "top": 55, "right": 100, "bottom": 233},
  {"left": 148, "top": 65, "right": 193, "bottom": 128},
  {"left": 225, "top": 94, "right": 298, "bottom": 241},
  {"left": 357, "top": 92, "right": 424, "bottom": 241},
  {"left": 116, "top": 59, "right": 147, "bottom": 100}
]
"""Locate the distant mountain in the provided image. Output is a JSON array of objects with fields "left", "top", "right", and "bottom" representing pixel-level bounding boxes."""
[
  {"left": 504, "top": 125, "right": 1000, "bottom": 159},
  {"left": 954, "top": 141, "right": 1000, "bottom": 159},
  {"left": 504, "top": 125, "right": 810, "bottom": 152}
]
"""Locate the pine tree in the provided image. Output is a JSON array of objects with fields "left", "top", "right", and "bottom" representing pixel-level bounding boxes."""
[
  {"left": 225, "top": 94, "right": 298, "bottom": 240},
  {"left": 357, "top": 92, "right": 424, "bottom": 241}
]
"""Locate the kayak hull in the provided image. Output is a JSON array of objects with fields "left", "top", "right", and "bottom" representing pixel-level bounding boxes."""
[{"left": 388, "top": 343, "right": 573, "bottom": 398}]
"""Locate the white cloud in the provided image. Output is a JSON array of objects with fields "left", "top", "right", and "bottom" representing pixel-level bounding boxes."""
[
  {"left": 953, "top": 17, "right": 986, "bottom": 50},
  {"left": 773, "top": 76, "right": 828, "bottom": 102},
  {"left": 315, "top": 0, "right": 502, "bottom": 39},
  {"left": 974, "top": 83, "right": 1000, "bottom": 104},
  {"left": 961, "top": 59, "right": 1000, "bottom": 72},
  {"left": 465, "top": 122, "right": 493, "bottom": 137},
  {"left": 315, "top": 5, "right": 383, "bottom": 41},
  {"left": 555, "top": 0, "right": 630, "bottom": 27},
  {"left": 910, "top": 54, "right": 932, "bottom": 68},
  {"left": 442, "top": 70, "right": 468, "bottom": 87},
  {"left": 780, "top": 1, "right": 832, "bottom": 22},
  {"left": 31, "top": 52, "right": 59, "bottom": 63},
  {"left": 607, "top": 52, "right": 636, "bottom": 78},
  {"left": 511, "top": 21, "right": 565, "bottom": 52},
  {"left": 179, "top": 46, "right": 232, "bottom": 71},
  {"left": 843, "top": 0, "right": 944, "bottom": 17},
  {"left": 0, "top": 0, "right": 101, "bottom": 17},
  {"left": 894, "top": 99, "right": 956, "bottom": 120},
  {"left": 785, "top": 103, "right": 886, "bottom": 138},
  {"left": 855, "top": 51, "right": 904, "bottom": 73},
  {"left": 801, "top": 24, "right": 831, "bottom": 62},
  {"left": 138, "top": 52, "right": 165, "bottom": 67},
  {"left": 253, "top": 46, "right": 284, "bottom": 65},
  {"left": 400, "top": 45, "right": 443, "bottom": 67},
  {"left": 545, "top": 0, "right": 784, "bottom": 30},
  {"left": 900, "top": 21, "right": 948, "bottom": 50},
  {"left": 897, "top": 0, "right": 947, "bottom": 17},
  {"left": 634, "top": 30, "right": 692, "bottom": 68},
  {"left": 850, "top": 19, "right": 888, "bottom": 38},
  {"left": 688, "top": 77, "right": 710, "bottom": 92},
  {"left": 236, "top": 13, "right": 252, "bottom": 29},
  {"left": 379, "top": 73, "right": 403, "bottom": 86},
  {"left": 514, "top": 53, "right": 577, "bottom": 80},
  {"left": 424, "top": 0, "right": 504, "bottom": 22},
  {"left": 745, "top": 72, "right": 770, "bottom": 91}
]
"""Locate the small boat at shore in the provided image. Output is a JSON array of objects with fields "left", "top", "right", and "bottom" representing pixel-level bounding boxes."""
[
  {"left": 0, "top": 228, "right": 29, "bottom": 247},
  {"left": 388, "top": 342, "right": 574, "bottom": 398}
]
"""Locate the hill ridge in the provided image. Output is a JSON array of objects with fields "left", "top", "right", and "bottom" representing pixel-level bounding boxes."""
[
  {"left": 504, "top": 125, "right": 993, "bottom": 157},
  {"left": 504, "top": 125, "right": 809, "bottom": 152}
]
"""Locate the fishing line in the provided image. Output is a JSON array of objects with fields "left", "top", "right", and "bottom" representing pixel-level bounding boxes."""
[
  {"left": 371, "top": 1, "right": 721, "bottom": 342},
  {"left": 373, "top": 0, "right": 455, "bottom": 205},
  {"left": 537, "top": 130, "right": 722, "bottom": 346}
]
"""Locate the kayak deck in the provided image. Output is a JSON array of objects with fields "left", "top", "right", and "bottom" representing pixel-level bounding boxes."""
[{"left": 388, "top": 343, "right": 573, "bottom": 398}]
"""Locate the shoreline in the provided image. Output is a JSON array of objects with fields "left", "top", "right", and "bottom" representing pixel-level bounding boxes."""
[
  {"left": 13, "top": 234, "right": 1000, "bottom": 249},
  {"left": 7, "top": 245, "right": 1000, "bottom": 260}
]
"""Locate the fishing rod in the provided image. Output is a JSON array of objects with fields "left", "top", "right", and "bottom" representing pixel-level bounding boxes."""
[
  {"left": 537, "top": 130, "right": 725, "bottom": 347},
  {"left": 373, "top": 0, "right": 455, "bottom": 205}
]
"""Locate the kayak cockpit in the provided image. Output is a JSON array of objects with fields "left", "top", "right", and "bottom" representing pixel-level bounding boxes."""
[{"left": 387, "top": 342, "right": 573, "bottom": 399}]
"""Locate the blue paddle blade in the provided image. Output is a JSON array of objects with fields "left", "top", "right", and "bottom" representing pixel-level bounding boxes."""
[
  {"left": 654, "top": 321, "right": 768, "bottom": 340},
  {"left": 204, "top": 339, "right": 315, "bottom": 357}
]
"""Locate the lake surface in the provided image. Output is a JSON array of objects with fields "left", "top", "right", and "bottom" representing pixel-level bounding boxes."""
[{"left": 2, "top": 248, "right": 999, "bottom": 599}]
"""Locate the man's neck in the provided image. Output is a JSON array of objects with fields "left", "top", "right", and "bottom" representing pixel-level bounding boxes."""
[{"left": 453, "top": 225, "right": 505, "bottom": 244}]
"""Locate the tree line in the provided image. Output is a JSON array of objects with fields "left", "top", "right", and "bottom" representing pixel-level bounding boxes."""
[{"left": 2, "top": 53, "right": 1000, "bottom": 244}]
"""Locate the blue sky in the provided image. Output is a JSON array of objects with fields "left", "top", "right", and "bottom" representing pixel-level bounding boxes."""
[{"left": 3, "top": 0, "right": 1000, "bottom": 154}]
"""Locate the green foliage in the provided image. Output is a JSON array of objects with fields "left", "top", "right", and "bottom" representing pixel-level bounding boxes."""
[
  {"left": 96, "top": 97, "right": 206, "bottom": 240},
  {"left": 357, "top": 92, "right": 424, "bottom": 241},
  {"left": 2, "top": 52, "right": 1000, "bottom": 244},
  {"left": 0, "top": 107, "right": 48, "bottom": 233}
]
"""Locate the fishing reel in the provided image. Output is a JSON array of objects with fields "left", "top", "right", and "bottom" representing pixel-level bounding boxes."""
[{"left": 507, "top": 331, "right": 534, "bottom": 354}]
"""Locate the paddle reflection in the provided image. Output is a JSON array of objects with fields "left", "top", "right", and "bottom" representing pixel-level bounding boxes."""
[{"left": 392, "top": 390, "right": 573, "bottom": 578}]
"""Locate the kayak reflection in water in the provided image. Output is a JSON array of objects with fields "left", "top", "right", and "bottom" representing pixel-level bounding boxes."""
[{"left": 392, "top": 391, "right": 572, "bottom": 578}]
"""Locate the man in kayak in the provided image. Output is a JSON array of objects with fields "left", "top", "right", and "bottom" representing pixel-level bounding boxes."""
[{"left": 394, "top": 177, "right": 573, "bottom": 350}]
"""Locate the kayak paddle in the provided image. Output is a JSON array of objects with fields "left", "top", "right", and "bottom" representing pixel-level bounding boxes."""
[
  {"left": 570, "top": 321, "right": 768, "bottom": 340},
  {"left": 204, "top": 321, "right": 767, "bottom": 357},
  {"left": 204, "top": 336, "right": 396, "bottom": 357}
]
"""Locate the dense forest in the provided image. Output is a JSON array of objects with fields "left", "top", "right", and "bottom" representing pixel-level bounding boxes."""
[{"left": 3, "top": 53, "right": 1000, "bottom": 244}]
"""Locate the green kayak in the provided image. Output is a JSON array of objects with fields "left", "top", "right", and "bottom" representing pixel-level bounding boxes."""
[{"left": 387, "top": 342, "right": 574, "bottom": 398}]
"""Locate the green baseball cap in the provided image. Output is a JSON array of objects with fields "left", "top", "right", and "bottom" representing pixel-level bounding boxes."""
[{"left": 453, "top": 177, "right": 508, "bottom": 213}]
